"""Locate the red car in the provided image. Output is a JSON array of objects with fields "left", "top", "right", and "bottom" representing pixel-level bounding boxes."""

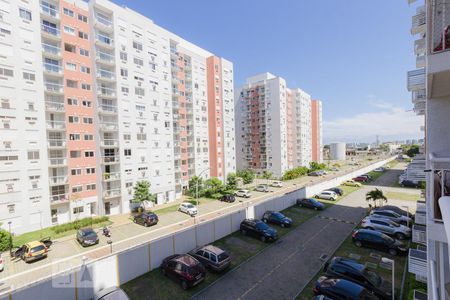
[{"left": 352, "top": 176, "right": 368, "bottom": 182}]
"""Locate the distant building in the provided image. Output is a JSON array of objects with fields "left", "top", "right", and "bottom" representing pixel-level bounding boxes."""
[{"left": 329, "top": 143, "right": 346, "bottom": 160}]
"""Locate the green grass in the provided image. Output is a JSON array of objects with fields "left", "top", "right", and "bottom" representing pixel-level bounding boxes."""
[
  {"left": 315, "top": 184, "right": 361, "bottom": 206},
  {"left": 296, "top": 234, "right": 408, "bottom": 300},
  {"left": 152, "top": 197, "right": 216, "bottom": 216},
  {"left": 122, "top": 204, "right": 321, "bottom": 300},
  {"left": 12, "top": 219, "right": 112, "bottom": 247},
  {"left": 385, "top": 191, "right": 420, "bottom": 202}
]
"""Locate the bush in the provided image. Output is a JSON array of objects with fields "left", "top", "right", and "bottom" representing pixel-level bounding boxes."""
[
  {"left": 236, "top": 169, "right": 255, "bottom": 184},
  {"left": 210, "top": 193, "right": 223, "bottom": 199},
  {"left": 51, "top": 216, "right": 109, "bottom": 234},
  {"left": 0, "top": 229, "right": 11, "bottom": 252},
  {"left": 282, "top": 166, "right": 309, "bottom": 180}
]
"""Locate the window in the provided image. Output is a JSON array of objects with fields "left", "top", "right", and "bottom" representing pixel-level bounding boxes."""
[
  {"left": 123, "top": 134, "right": 131, "bottom": 141},
  {"left": 71, "top": 168, "right": 82, "bottom": 175},
  {"left": 0, "top": 67, "right": 14, "bottom": 77},
  {"left": 135, "top": 87, "right": 145, "bottom": 96},
  {"left": 133, "top": 41, "right": 143, "bottom": 51},
  {"left": 137, "top": 133, "right": 146, "bottom": 141},
  {"left": 7, "top": 204, "right": 15, "bottom": 214},
  {"left": 80, "top": 66, "right": 90, "bottom": 74},
  {"left": 63, "top": 8, "right": 74, "bottom": 17},
  {"left": 121, "top": 87, "right": 129, "bottom": 94},
  {"left": 82, "top": 100, "right": 92, "bottom": 107},
  {"left": 124, "top": 149, "right": 131, "bottom": 156},
  {"left": 84, "top": 134, "right": 93, "bottom": 140},
  {"left": 19, "top": 8, "right": 32, "bottom": 21},
  {"left": 64, "top": 43, "right": 76, "bottom": 53},
  {"left": 73, "top": 206, "right": 84, "bottom": 213},
  {"left": 66, "top": 62, "right": 77, "bottom": 71},
  {"left": 78, "top": 31, "right": 88, "bottom": 40},
  {"left": 66, "top": 79, "right": 78, "bottom": 88},
  {"left": 133, "top": 57, "right": 143, "bottom": 67},
  {"left": 69, "top": 133, "right": 81, "bottom": 140},
  {"left": 83, "top": 117, "right": 93, "bottom": 124},
  {"left": 120, "top": 68, "right": 128, "bottom": 77},
  {"left": 69, "top": 116, "right": 80, "bottom": 123},
  {"left": 81, "top": 83, "right": 91, "bottom": 90},
  {"left": 135, "top": 105, "right": 145, "bottom": 111},
  {"left": 27, "top": 150, "right": 39, "bottom": 160},
  {"left": 120, "top": 52, "right": 127, "bottom": 61},
  {"left": 70, "top": 150, "right": 81, "bottom": 158},
  {"left": 86, "top": 167, "right": 95, "bottom": 174},
  {"left": 86, "top": 184, "right": 96, "bottom": 190},
  {"left": 23, "top": 72, "right": 35, "bottom": 81},
  {"left": 77, "top": 14, "right": 88, "bottom": 23},
  {"left": 80, "top": 48, "right": 89, "bottom": 57},
  {"left": 63, "top": 26, "right": 75, "bottom": 35},
  {"left": 84, "top": 151, "right": 94, "bottom": 157},
  {"left": 67, "top": 98, "right": 78, "bottom": 105}
]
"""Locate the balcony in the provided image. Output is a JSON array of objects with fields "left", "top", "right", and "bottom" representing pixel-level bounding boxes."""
[
  {"left": 49, "top": 175, "right": 68, "bottom": 185},
  {"left": 96, "top": 51, "right": 115, "bottom": 66},
  {"left": 48, "top": 139, "right": 66, "bottom": 148},
  {"left": 413, "top": 99, "right": 426, "bottom": 116},
  {"left": 101, "top": 156, "right": 120, "bottom": 164},
  {"left": 414, "top": 37, "right": 426, "bottom": 55},
  {"left": 411, "top": 7, "right": 426, "bottom": 35},
  {"left": 103, "top": 188, "right": 121, "bottom": 199},
  {"left": 96, "top": 34, "right": 114, "bottom": 49},
  {"left": 44, "top": 82, "right": 64, "bottom": 94},
  {"left": 99, "top": 122, "right": 118, "bottom": 131},
  {"left": 408, "top": 247, "right": 427, "bottom": 278},
  {"left": 412, "top": 89, "right": 426, "bottom": 103},
  {"left": 98, "top": 104, "right": 118, "bottom": 115},
  {"left": 41, "top": 24, "right": 60, "bottom": 40},
  {"left": 46, "top": 120, "right": 66, "bottom": 130},
  {"left": 416, "top": 55, "right": 425, "bottom": 68},
  {"left": 42, "top": 43, "right": 61, "bottom": 58},
  {"left": 407, "top": 68, "right": 425, "bottom": 91},
  {"left": 97, "top": 87, "right": 116, "bottom": 98},
  {"left": 43, "top": 63, "right": 63, "bottom": 76},
  {"left": 103, "top": 172, "right": 120, "bottom": 181},
  {"left": 50, "top": 193, "right": 69, "bottom": 205},
  {"left": 97, "top": 69, "right": 116, "bottom": 81},
  {"left": 49, "top": 157, "right": 67, "bottom": 167},
  {"left": 45, "top": 101, "right": 65, "bottom": 112},
  {"left": 100, "top": 139, "right": 119, "bottom": 147},
  {"left": 412, "top": 224, "right": 426, "bottom": 244},
  {"left": 94, "top": 14, "right": 113, "bottom": 32},
  {"left": 40, "top": 4, "right": 59, "bottom": 20}
]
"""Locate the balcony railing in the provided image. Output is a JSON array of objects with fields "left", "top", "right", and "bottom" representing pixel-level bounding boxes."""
[
  {"left": 42, "top": 43, "right": 61, "bottom": 56},
  {"left": 98, "top": 104, "right": 118, "bottom": 114},
  {"left": 412, "top": 89, "right": 426, "bottom": 103},
  {"left": 46, "top": 120, "right": 66, "bottom": 130},
  {"left": 407, "top": 68, "right": 425, "bottom": 91},
  {"left": 104, "top": 188, "right": 121, "bottom": 198},
  {"left": 414, "top": 37, "right": 426, "bottom": 55},
  {"left": 96, "top": 34, "right": 114, "bottom": 46},
  {"left": 40, "top": 4, "right": 59, "bottom": 19},
  {"left": 50, "top": 193, "right": 69, "bottom": 204},
  {"left": 97, "top": 69, "right": 115, "bottom": 80},
  {"left": 97, "top": 87, "right": 116, "bottom": 97},
  {"left": 411, "top": 7, "right": 426, "bottom": 35},
  {"left": 44, "top": 63, "right": 63, "bottom": 75},
  {"left": 49, "top": 175, "right": 68, "bottom": 185},
  {"left": 44, "top": 82, "right": 64, "bottom": 93},
  {"left": 96, "top": 51, "right": 115, "bottom": 64},
  {"left": 103, "top": 172, "right": 120, "bottom": 181},
  {"left": 416, "top": 55, "right": 426, "bottom": 68},
  {"left": 41, "top": 24, "right": 60, "bottom": 37},
  {"left": 101, "top": 139, "right": 118, "bottom": 147},
  {"left": 101, "top": 156, "right": 120, "bottom": 164},
  {"left": 49, "top": 158, "right": 67, "bottom": 166},
  {"left": 48, "top": 139, "right": 66, "bottom": 148},
  {"left": 45, "top": 101, "right": 65, "bottom": 112},
  {"left": 100, "top": 122, "right": 118, "bottom": 131},
  {"left": 431, "top": 0, "right": 450, "bottom": 53},
  {"left": 95, "top": 14, "right": 112, "bottom": 27}
]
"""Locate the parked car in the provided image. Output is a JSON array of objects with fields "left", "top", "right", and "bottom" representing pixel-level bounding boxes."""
[
  {"left": 271, "top": 181, "right": 283, "bottom": 187},
  {"left": 373, "top": 167, "right": 385, "bottom": 172},
  {"left": 254, "top": 185, "right": 270, "bottom": 192},
  {"left": 313, "top": 276, "right": 380, "bottom": 300},
  {"left": 361, "top": 216, "right": 411, "bottom": 240},
  {"left": 262, "top": 211, "right": 292, "bottom": 227},
  {"left": 314, "top": 191, "right": 338, "bottom": 201},
  {"left": 400, "top": 180, "right": 418, "bottom": 188},
  {"left": 323, "top": 257, "right": 392, "bottom": 299},
  {"left": 370, "top": 210, "right": 412, "bottom": 226},
  {"left": 312, "top": 296, "right": 333, "bottom": 300},
  {"left": 133, "top": 212, "right": 159, "bottom": 227},
  {"left": 352, "top": 229, "right": 408, "bottom": 256},
  {"left": 160, "top": 254, "right": 206, "bottom": 290},
  {"left": 308, "top": 171, "right": 323, "bottom": 176},
  {"left": 240, "top": 219, "right": 278, "bottom": 242},
  {"left": 94, "top": 286, "right": 130, "bottom": 300},
  {"left": 76, "top": 228, "right": 100, "bottom": 247},
  {"left": 13, "top": 240, "right": 49, "bottom": 263},
  {"left": 353, "top": 176, "right": 368, "bottom": 182},
  {"left": 0, "top": 254, "right": 4, "bottom": 272},
  {"left": 375, "top": 206, "right": 413, "bottom": 218},
  {"left": 331, "top": 167, "right": 340, "bottom": 172},
  {"left": 179, "top": 202, "right": 198, "bottom": 216},
  {"left": 360, "top": 174, "right": 372, "bottom": 180},
  {"left": 235, "top": 189, "right": 252, "bottom": 198},
  {"left": 220, "top": 194, "right": 236, "bottom": 203},
  {"left": 296, "top": 198, "right": 325, "bottom": 210},
  {"left": 188, "top": 245, "right": 231, "bottom": 272},
  {"left": 342, "top": 180, "right": 362, "bottom": 187},
  {"left": 327, "top": 187, "right": 344, "bottom": 196}
]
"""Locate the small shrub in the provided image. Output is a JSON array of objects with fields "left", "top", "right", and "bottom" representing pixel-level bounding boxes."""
[
  {"left": 210, "top": 193, "right": 223, "bottom": 199},
  {"left": 0, "top": 229, "right": 11, "bottom": 252},
  {"left": 51, "top": 216, "right": 109, "bottom": 234}
]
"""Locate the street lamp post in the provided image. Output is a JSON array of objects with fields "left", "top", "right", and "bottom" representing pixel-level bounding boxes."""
[
  {"left": 196, "top": 168, "right": 210, "bottom": 210},
  {"left": 8, "top": 221, "right": 12, "bottom": 256},
  {"left": 381, "top": 257, "right": 395, "bottom": 300}
]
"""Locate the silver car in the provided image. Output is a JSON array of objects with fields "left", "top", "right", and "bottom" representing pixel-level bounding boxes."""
[
  {"left": 361, "top": 216, "right": 411, "bottom": 240},
  {"left": 235, "top": 189, "right": 252, "bottom": 198},
  {"left": 254, "top": 185, "right": 269, "bottom": 192},
  {"left": 369, "top": 209, "right": 412, "bottom": 226}
]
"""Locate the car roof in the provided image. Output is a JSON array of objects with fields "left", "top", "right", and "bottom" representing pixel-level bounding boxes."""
[
  {"left": 80, "top": 227, "right": 95, "bottom": 232},
  {"left": 201, "top": 245, "right": 225, "bottom": 255},
  {"left": 320, "top": 277, "right": 364, "bottom": 296},
  {"left": 94, "top": 286, "right": 129, "bottom": 300},
  {"left": 356, "top": 228, "right": 382, "bottom": 236},
  {"left": 331, "top": 257, "right": 365, "bottom": 272},
  {"left": 239, "top": 189, "right": 249, "bottom": 192},
  {"left": 372, "top": 209, "right": 396, "bottom": 215},
  {"left": 175, "top": 254, "right": 199, "bottom": 265},
  {"left": 26, "top": 241, "right": 44, "bottom": 248}
]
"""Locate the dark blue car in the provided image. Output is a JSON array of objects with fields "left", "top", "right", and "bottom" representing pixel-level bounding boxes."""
[
  {"left": 296, "top": 198, "right": 325, "bottom": 210},
  {"left": 313, "top": 276, "right": 380, "bottom": 300},
  {"left": 262, "top": 211, "right": 292, "bottom": 227}
]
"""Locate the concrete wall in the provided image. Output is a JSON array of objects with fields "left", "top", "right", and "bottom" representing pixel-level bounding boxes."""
[{"left": 2, "top": 157, "right": 394, "bottom": 300}]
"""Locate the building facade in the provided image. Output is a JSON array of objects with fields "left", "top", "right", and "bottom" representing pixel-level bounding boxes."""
[
  {"left": 311, "top": 99, "right": 323, "bottom": 163},
  {"left": 0, "top": 0, "right": 235, "bottom": 234},
  {"left": 235, "top": 73, "right": 322, "bottom": 178}
]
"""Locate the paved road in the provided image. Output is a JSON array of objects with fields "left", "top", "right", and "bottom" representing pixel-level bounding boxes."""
[
  {"left": 192, "top": 165, "right": 409, "bottom": 300},
  {"left": 0, "top": 156, "right": 392, "bottom": 295}
]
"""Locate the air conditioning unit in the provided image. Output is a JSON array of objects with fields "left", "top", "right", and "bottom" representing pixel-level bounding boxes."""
[{"left": 139, "top": 111, "right": 143, "bottom": 117}]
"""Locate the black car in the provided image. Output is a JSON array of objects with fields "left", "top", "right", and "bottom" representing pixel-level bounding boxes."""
[
  {"left": 400, "top": 180, "right": 418, "bottom": 188},
  {"left": 296, "top": 198, "right": 325, "bottom": 210},
  {"left": 375, "top": 206, "right": 414, "bottom": 219},
  {"left": 76, "top": 228, "right": 99, "bottom": 247},
  {"left": 308, "top": 171, "right": 322, "bottom": 176},
  {"left": 188, "top": 245, "right": 231, "bottom": 272},
  {"left": 220, "top": 194, "right": 236, "bottom": 203},
  {"left": 160, "top": 254, "right": 206, "bottom": 290},
  {"left": 262, "top": 211, "right": 292, "bottom": 227},
  {"left": 240, "top": 219, "right": 278, "bottom": 242},
  {"left": 133, "top": 212, "right": 158, "bottom": 227},
  {"left": 313, "top": 276, "right": 380, "bottom": 300},
  {"left": 324, "top": 257, "right": 392, "bottom": 299},
  {"left": 327, "top": 187, "right": 344, "bottom": 196},
  {"left": 352, "top": 229, "right": 408, "bottom": 256}
]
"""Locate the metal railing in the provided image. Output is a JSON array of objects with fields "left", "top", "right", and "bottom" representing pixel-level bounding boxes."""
[
  {"left": 103, "top": 172, "right": 120, "bottom": 181},
  {"left": 100, "top": 122, "right": 118, "bottom": 131},
  {"left": 407, "top": 68, "right": 426, "bottom": 91},
  {"left": 97, "top": 87, "right": 116, "bottom": 97},
  {"left": 45, "top": 101, "right": 65, "bottom": 111},
  {"left": 44, "top": 82, "right": 63, "bottom": 93},
  {"left": 97, "top": 69, "right": 115, "bottom": 80},
  {"left": 431, "top": 0, "right": 450, "bottom": 53},
  {"left": 40, "top": 4, "right": 59, "bottom": 18},
  {"left": 96, "top": 34, "right": 113, "bottom": 45},
  {"left": 101, "top": 156, "right": 120, "bottom": 164},
  {"left": 49, "top": 158, "right": 67, "bottom": 166},
  {"left": 48, "top": 139, "right": 66, "bottom": 148},
  {"left": 96, "top": 51, "right": 115, "bottom": 63},
  {"left": 42, "top": 43, "right": 61, "bottom": 56},
  {"left": 46, "top": 120, "right": 65, "bottom": 129},
  {"left": 104, "top": 188, "right": 121, "bottom": 198},
  {"left": 49, "top": 175, "right": 68, "bottom": 185},
  {"left": 50, "top": 193, "right": 68, "bottom": 203},
  {"left": 44, "top": 63, "right": 62, "bottom": 74},
  {"left": 95, "top": 14, "right": 112, "bottom": 27},
  {"left": 41, "top": 24, "right": 60, "bottom": 37},
  {"left": 98, "top": 104, "right": 118, "bottom": 113}
]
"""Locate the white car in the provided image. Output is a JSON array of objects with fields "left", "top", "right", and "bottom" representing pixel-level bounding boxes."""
[
  {"left": 0, "top": 254, "right": 4, "bottom": 272},
  {"left": 235, "top": 189, "right": 251, "bottom": 198},
  {"left": 254, "top": 185, "right": 269, "bottom": 192},
  {"left": 374, "top": 167, "right": 385, "bottom": 172},
  {"left": 271, "top": 181, "right": 283, "bottom": 188},
  {"left": 178, "top": 202, "right": 198, "bottom": 216},
  {"left": 314, "top": 191, "right": 338, "bottom": 201}
]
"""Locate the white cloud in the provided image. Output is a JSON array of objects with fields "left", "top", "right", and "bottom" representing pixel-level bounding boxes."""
[{"left": 323, "top": 99, "right": 424, "bottom": 143}]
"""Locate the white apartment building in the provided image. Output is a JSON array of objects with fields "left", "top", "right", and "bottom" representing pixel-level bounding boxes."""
[
  {"left": 0, "top": 0, "right": 235, "bottom": 234},
  {"left": 292, "top": 88, "right": 312, "bottom": 167}
]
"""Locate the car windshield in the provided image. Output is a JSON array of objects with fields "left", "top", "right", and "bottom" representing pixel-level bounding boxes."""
[
  {"left": 381, "top": 234, "right": 395, "bottom": 244},
  {"left": 30, "top": 245, "right": 45, "bottom": 253},
  {"left": 363, "top": 269, "right": 382, "bottom": 287},
  {"left": 185, "top": 204, "right": 194, "bottom": 208},
  {"left": 272, "top": 212, "right": 284, "bottom": 219},
  {"left": 310, "top": 198, "right": 319, "bottom": 204},
  {"left": 256, "top": 222, "right": 269, "bottom": 230},
  {"left": 83, "top": 230, "right": 97, "bottom": 237},
  {"left": 389, "top": 221, "right": 400, "bottom": 227},
  {"left": 217, "top": 252, "right": 230, "bottom": 262}
]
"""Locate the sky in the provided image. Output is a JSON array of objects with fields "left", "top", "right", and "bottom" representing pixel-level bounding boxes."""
[{"left": 112, "top": 0, "right": 424, "bottom": 144}]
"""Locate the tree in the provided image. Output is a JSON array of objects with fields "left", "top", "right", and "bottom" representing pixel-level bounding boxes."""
[
  {"left": 282, "top": 166, "right": 309, "bottom": 180},
  {"left": 309, "top": 161, "right": 327, "bottom": 171},
  {"left": 365, "top": 188, "right": 387, "bottom": 208},
  {"left": 204, "top": 177, "right": 224, "bottom": 197},
  {"left": 133, "top": 180, "right": 154, "bottom": 203},
  {"left": 0, "top": 226, "right": 11, "bottom": 252},
  {"left": 406, "top": 144, "right": 420, "bottom": 158},
  {"left": 236, "top": 169, "right": 255, "bottom": 184},
  {"left": 226, "top": 173, "right": 238, "bottom": 190},
  {"left": 262, "top": 170, "right": 272, "bottom": 185},
  {"left": 188, "top": 176, "right": 204, "bottom": 198}
]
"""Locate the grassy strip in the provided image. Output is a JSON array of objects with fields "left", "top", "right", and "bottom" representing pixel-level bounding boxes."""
[{"left": 384, "top": 191, "right": 420, "bottom": 202}]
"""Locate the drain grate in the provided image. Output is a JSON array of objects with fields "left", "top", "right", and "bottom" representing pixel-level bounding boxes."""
[{"left": 320, "top": 254, "right": 328, "bottom": 261}]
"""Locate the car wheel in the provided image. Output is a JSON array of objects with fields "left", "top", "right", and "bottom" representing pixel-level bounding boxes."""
[
  {"left": 181, "top": 280, "right": 188, "bottom": 290},
  {"left": 389, "top": 248, "right": 398, "bottom": 256},
  {"left": 260, "top": 236, "right": 266, "bottom": 242},
  {"left": 314, "top": 207, "right": 318, "bottom": 211},
  {"left": 133, "top": 218, "right": 137, "bottom": 223},
  {"left": 240, "top": 229, "right": 246, "bottom": 235},
  {"left": 396, "top": 233, "right": 406, "bottom": 240},
  {"left": 298, "top": 203, "right": 303, "bottom": 207},
  {"left": 281, "top": 223, "right": 285, "bottom": 228},
  {"left": 262, "top": 219, "right": 267, "bottom": 223},
  {"left": 355, "top": 241, "right": 362, "bottom": 247},
  {"left": 161, "top": 268, "right": 166, "bottom": 276},
  {"left": 144, "top": 222, "right": 148, "bottom": 227}
]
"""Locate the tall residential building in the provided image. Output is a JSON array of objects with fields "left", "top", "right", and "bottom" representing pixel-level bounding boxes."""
[
  {"left": 311, "top": 99, "right": 323, "bottom": 163},
  {"left": 235, "top": 73, "right": 322, "bottom": 178},
  {"left": 0, "top": 0, "right": 235, "bottom": 234}
]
